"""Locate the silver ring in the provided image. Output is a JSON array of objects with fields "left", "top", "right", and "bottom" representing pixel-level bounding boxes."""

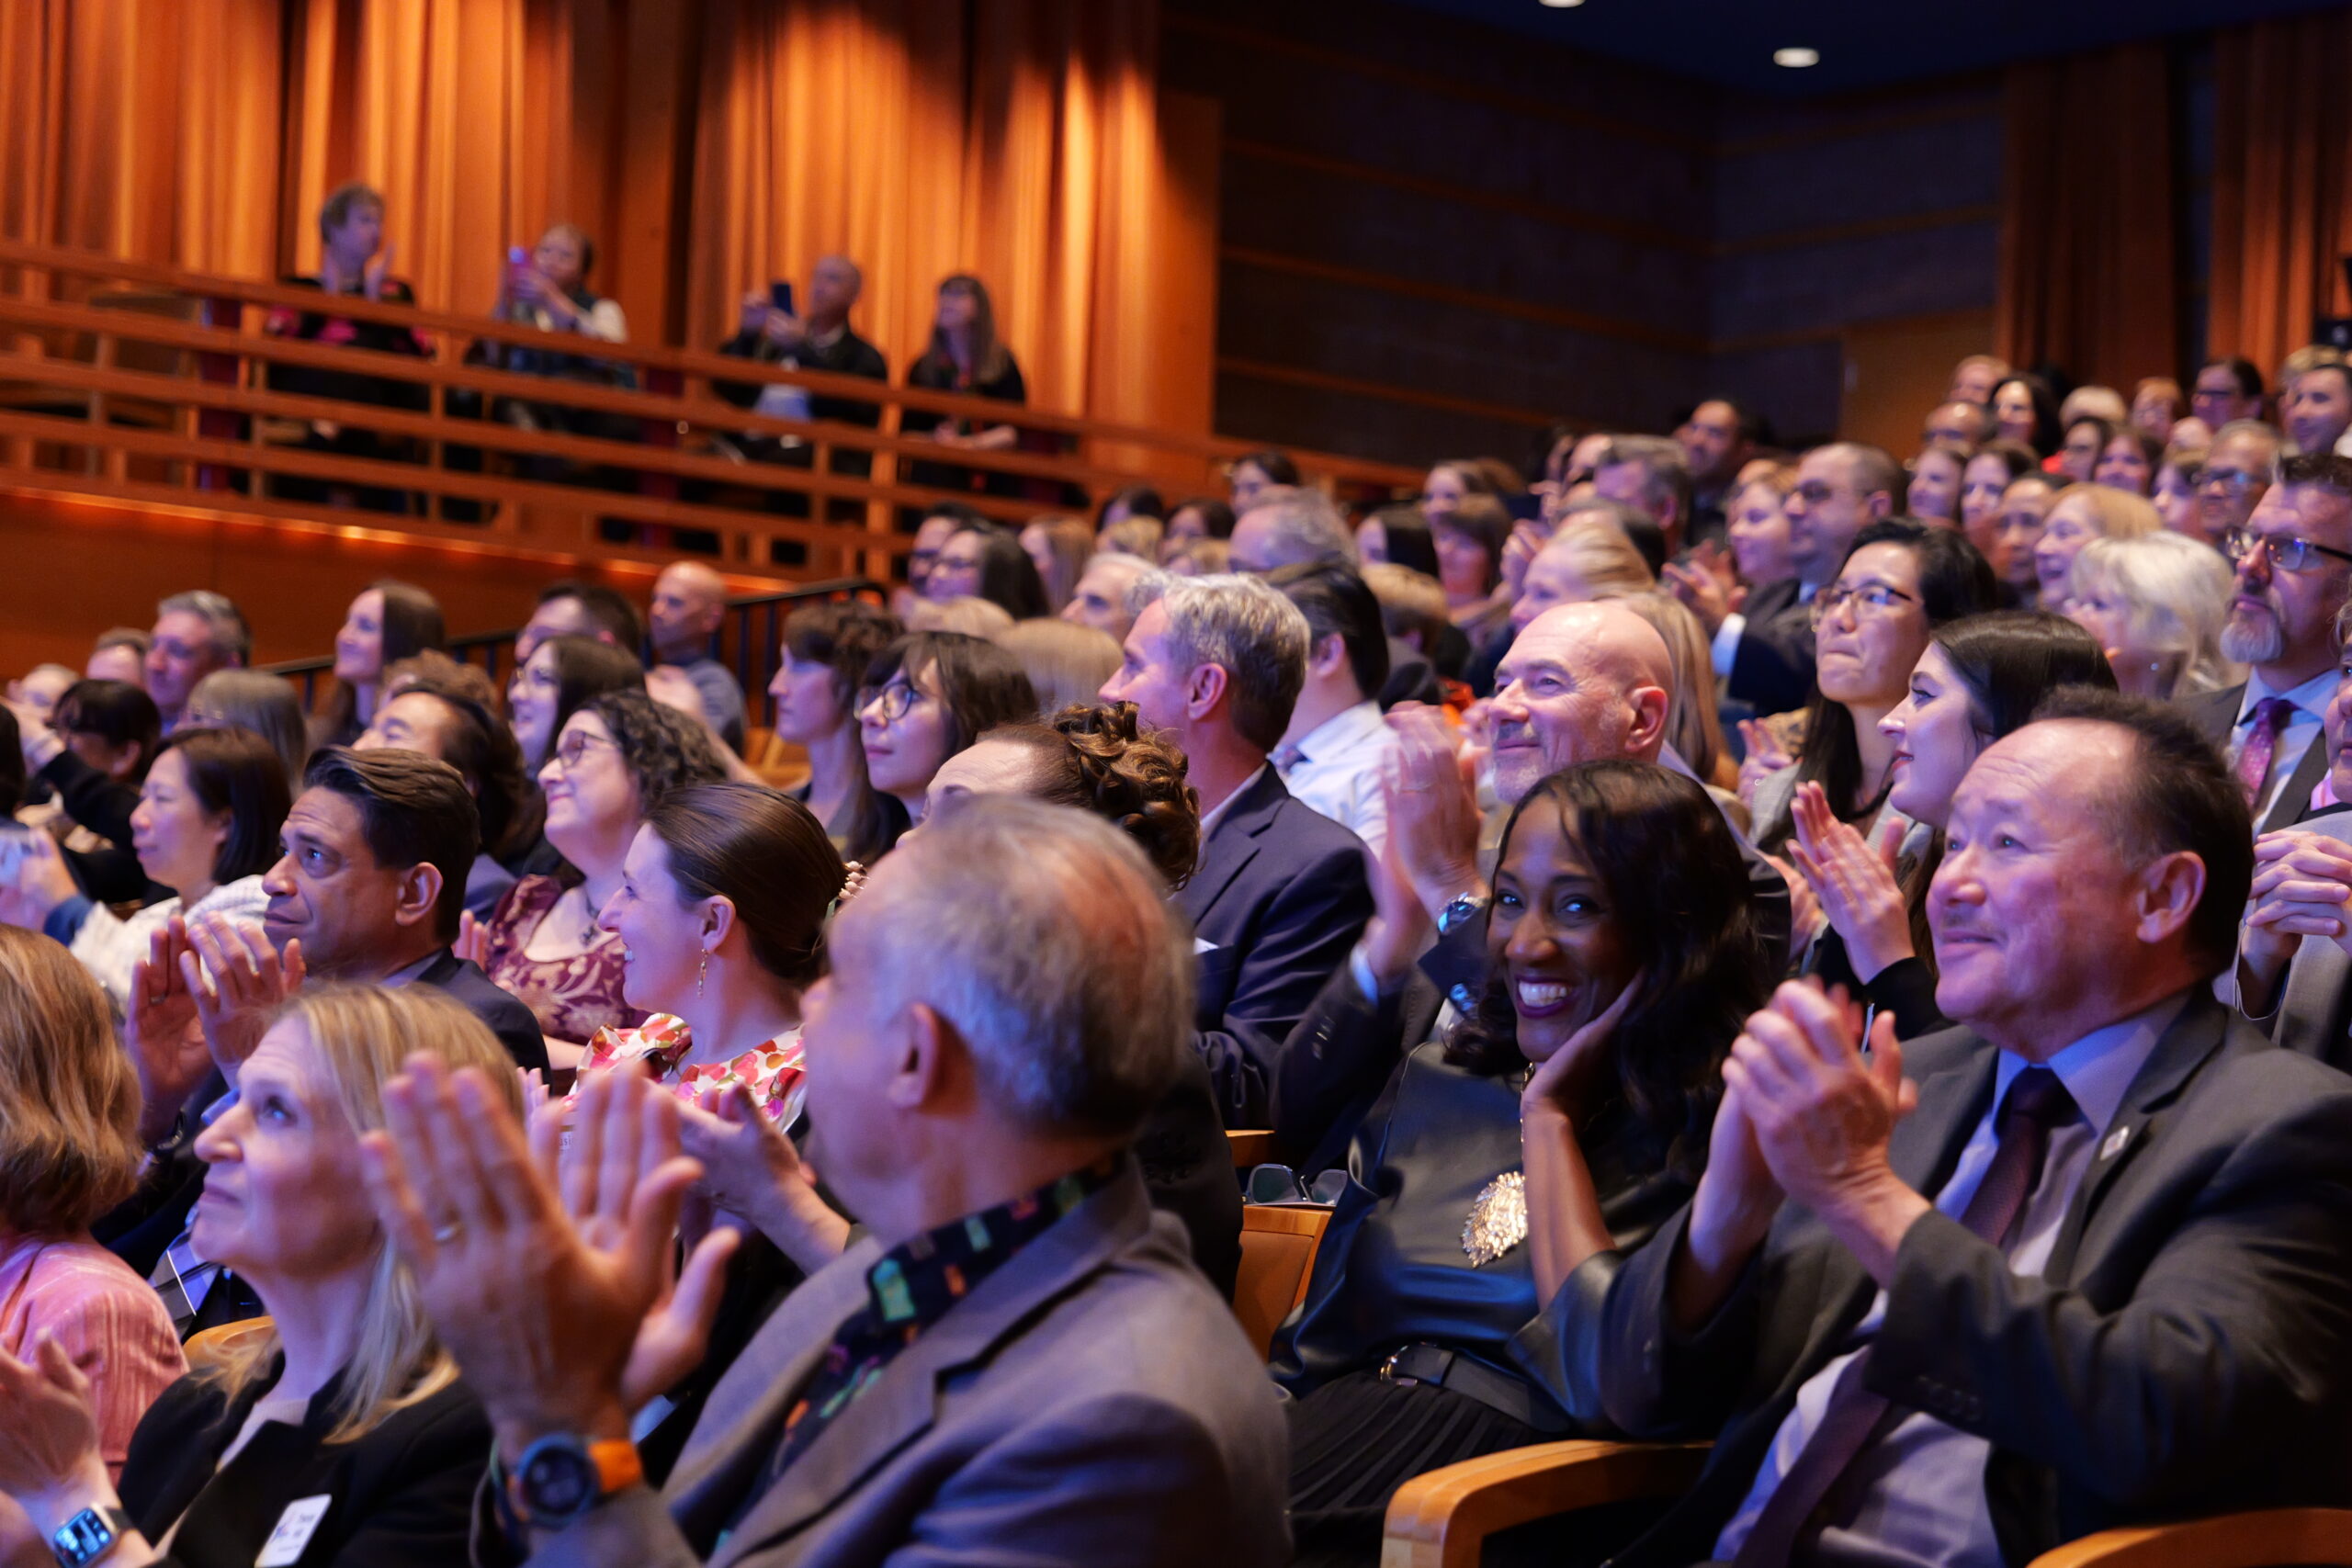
[{"left": 433, "top": 1221, "right": 462, "bottom": 1244}]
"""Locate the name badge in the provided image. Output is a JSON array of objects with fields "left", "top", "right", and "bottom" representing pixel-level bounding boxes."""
[{"left": 255, "top": 1495, "right": 332, "bottom": 1568}]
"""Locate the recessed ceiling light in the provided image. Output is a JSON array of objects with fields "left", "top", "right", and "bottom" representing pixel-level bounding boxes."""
[
  {"left": 1538, "top": 0, "right": 1584, "bottom": 8},
  {"left": 1773, "top": 46, "right": 1820, "bottom": 67}
]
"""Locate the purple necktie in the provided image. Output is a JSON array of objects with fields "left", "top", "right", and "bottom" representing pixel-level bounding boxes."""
[
  {"left": 1729, "top": 1066, "right": 2079, "bottom": 1568},
  {"left": 2234, "top": 696, "right": 2294, "bottom": 808}
]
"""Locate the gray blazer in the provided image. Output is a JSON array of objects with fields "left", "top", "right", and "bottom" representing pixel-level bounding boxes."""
[
  {"left": 524, "top": 1165, "right": 1289, "bottom": 1568},
  {"left": 2181, "top": 682, "right": 2330, "bottom": 835},
  {"left": 2217, "top": 807, "right": 2352, "bottom": 1071},
  {"left": 1596, "top": 991, "right": 2352, "bottom": 1567}
]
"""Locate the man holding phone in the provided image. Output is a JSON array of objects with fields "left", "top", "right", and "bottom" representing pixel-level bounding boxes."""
[{"left": 712, "top": 254, "right": 889, "bottom": 524}]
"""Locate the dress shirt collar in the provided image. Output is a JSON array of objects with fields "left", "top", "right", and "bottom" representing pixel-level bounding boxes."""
[
  {"left": 1990, "top": 988, "right": 2188, "bottom": 1141},
  {"left": 1196, "top": 763, "right": 1270, "bottom": 839},
  {"left": 1284, "top": 700, "right": 1386, "bottom": 768},
  {"left": 2237, "top": 666, "right": 2339, "bottom": 726},
  {"left": 378, "top": 948, "right": 445, "bottom": 989}
]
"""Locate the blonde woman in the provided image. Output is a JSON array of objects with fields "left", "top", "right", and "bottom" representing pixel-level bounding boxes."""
[
  {"left": 906, "top": 594, "right": 1017, "bottom": 639},
  {"left": 1019, "top": 515, "right": 1094, "bottom": 614},
  {"left": 0, "top": 986, "right": 533, "bottom": 1567},
  {"left": 997, "top": 618, "right": 1123, "bottom": 715},
  {"left": 1612, "top": 590, "right": 1735, "bottom": 790},
  {"left": 2031, "top": 482, "right": 2162, "bottom": 613},
  {"left": 0, "top": 930, "right": 182, "bottom": 1479},
  {"left": 2066, "top": 531, "right": 2243, "bottom": 700},
  {"left": 1510, "top": 518, "right": 1656, "bottom": 634}
]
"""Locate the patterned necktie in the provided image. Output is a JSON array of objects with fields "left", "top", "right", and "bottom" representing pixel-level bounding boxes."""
[
  {"left": 1730, "top": 1067, "right": 2079, "bottom": 1568},
  {"left": 149, "top": 1220, "right": 219, "bottom": 1337},
  {"left": 2234, "top": 696, "right": 2294, "bottom": 809},
  {"left": 1270, "top": 741, "right": 1306, "bottom": 776}
]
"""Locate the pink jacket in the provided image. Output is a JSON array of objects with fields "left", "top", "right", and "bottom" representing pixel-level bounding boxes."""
[{"left": 0, "top": 1237, "right": 187, "bottom": 1475}]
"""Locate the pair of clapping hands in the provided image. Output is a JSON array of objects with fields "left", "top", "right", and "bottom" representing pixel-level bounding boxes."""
[{"left": 123, "top": 914, "right": 303, "bottom": 1134}]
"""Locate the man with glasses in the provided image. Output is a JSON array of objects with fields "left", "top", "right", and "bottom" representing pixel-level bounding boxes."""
[
  {"left": 2190, "top": 421, "right": 2283, "bottom": 547},
  {"left": 2185, "top": 452, "right": 2352, "bottom": 833},
  {"left": 2191, "top": 356, "right": 2267, "bottom": 431},
  {"left": 1689, "top": 441, "right": 1900, "bottom": 716}
]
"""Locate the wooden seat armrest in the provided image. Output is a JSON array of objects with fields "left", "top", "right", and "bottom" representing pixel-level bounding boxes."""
[
  {"left": 1381, "top": 1439, "right": 1711, "bottom": 1568},
  {"left": 1227, "top": 1129, "right": 1274, "bottom": 1168},
  {"left": 2027, "top": 1509, "right": 2352, "bottom": 1568}
]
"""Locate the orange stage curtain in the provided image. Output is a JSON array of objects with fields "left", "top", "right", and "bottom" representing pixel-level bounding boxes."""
[
  {"left": 686, "top": 0, "right": 1207, "bottom": 437},
  {"left": 1995, "top": 42, "right": 2177, "bottom": 392},
  {"left": 2210, "top": 10, "right": 2352, "bottom": 384}
]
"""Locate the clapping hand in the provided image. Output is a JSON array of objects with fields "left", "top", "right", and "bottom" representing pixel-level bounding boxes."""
[
  {"left": 0, "top": 1337, "right": 114, "bottom": 1544},
  {"left": 675, "top": 1082, "right": 850, "bottom": 1273},
  {"left": 1786, "top": 783, "right": 1913, "bottom": 980},
  {"left": 125, "top": 919, "right": 214, "bottom": 1136},
  {"left": 452, "top": 908, "right": 491, "bottom": 968},
  {"left": 1736, "top": 718, "right": 1792, "bottom": 807},
  {"left": 0, "top": 830, "right": 77, "bottom": 929},
  {"left": 1498, "top": 520, "right": 1552, "bottom": 600},
  {"left": 1662, "top": 541, "right": 1743, "bottom": 636},
  {"left": 1383, "top": 703, "right": 1487, "bottom": 922},
  {"left": 182, "top": 914, "right": 303, "bottom": 1068},
  {"left": 362, "top": 242, "right": 396, "bottom": 303}
]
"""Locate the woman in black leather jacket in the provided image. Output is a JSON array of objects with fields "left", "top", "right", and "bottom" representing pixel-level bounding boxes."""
[{"left": 1271, "top": 761, "right": 1770, "bottom": 1566}]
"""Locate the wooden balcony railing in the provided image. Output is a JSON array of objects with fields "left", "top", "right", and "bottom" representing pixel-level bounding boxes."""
[{"left": 0, "top": 240, "right": 1420, "bottom": 582}]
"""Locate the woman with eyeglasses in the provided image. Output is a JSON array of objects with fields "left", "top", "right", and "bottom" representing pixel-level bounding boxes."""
[
  {"left": 2030, "top": 483, "right": 2162, "bottom": 615},
  {"left": 1752, "top": 520, "right": 1997, "bottom": 857},
  {"left": 462, "top": 689, "right": 729, "bottom": 1066},
  {"left": 1786, "top": 612, "right": 2116, "bottom": 1038},
  {"left": 854, "top": 631, "right": 1036, "bottom": 829}
]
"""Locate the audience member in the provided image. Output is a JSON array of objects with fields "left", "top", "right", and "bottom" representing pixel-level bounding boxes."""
[
  {"left": 1513, "top": 519, "right": 1656, "bottom": 634},
  {"left": 1021, "top": 514, "right": 1095, "bottom": 613},
  {"left": 902, "top": 274, "right": 1029, "bottom": 495},
  {"left": 999, "top": 616, "right": 1122, "bottom": 715},
  {"left": 1272, "top": 762, "right": 1769, "bottom": 1562},
  {"left": 86, "top": 628, "right": 147, "bottom": 687},
  {"left": 356, "top": 670, "right": 538, "bottom": 918},
  {"left": 454, "top": 221, "right": 632, "bottom": 494},
  {"left": 1098, "top": 513, "right": 1166, "bottom": 561},
  {"left": 2055, "top": 416, "right": 2113, "bottom": 485},
  {"left": 1434, "top": 492, "right": 1514, "bottom": 648},
  {"left": 1921, "top": 400, "right": 1989, "bottom": 450},
  {"left": 507, "top": 633, "right": 645, "bottom": 772},
  {"left": 363, "top": 798, "right": 1289, "bottom": 1567},
  {"left": 16, "top": 678, "right": 163, "bottom": 905},
  {"left": 513, "top": 579, "right": 642, "bottom": 665},
  {"left": 1229, "top": 486, "right": 1357, "bottom": 575},
  {"left": 1267, "top": 563, "right": 1399, "bottom": 854},
  {"left": 647, "top": 561, "right": 747, "bottom": 752},
  {"left": 1229, "top": 447, "right": 1300, "bottom": 513},
  {"left": 1361, "top": 562, "right": 1455, "bottom": 677},
  {"left": 1597, "top": 434, "right": 1694, "bottom": 553},
  {"left": 1947, "top": 352, "right": 2007, "bottom": 405},
  {"left": 1096, "top": 483, "right": 1165, "bottom": 534},
  {"left": 2186, "top": 451, "right": 2352, "bottom": 833},
  {"left": 471, "top": 690, "right": 729, "bottom": 1061},
  {"left": 2132, "top": 375, "right": 2186, "bottom": 444},
  {"left": 146, "top": 590, "right": 250, "bottom": 733},
  {"left": 1904, "top": 442, "right": 1966, "bottom": 525},
  {"left": 2283, "top": 344, "right": 2352, "bottom": 457},
  {"left": 1596, "top": 691, "right": 2352, "bottom": 1568},
  {"left": 1619, "top": 590, "right": 1736, "bottom": 792},
  {"left": 1676, "top": 398, "right": 1762, "bottom": 540},
  {"left": 0, "top": 929, "right": 183, "bottom": 1473},
  {"left": 1353, "top": 503, "right": 1442, "bottom": 580},
  {"left": 766, "top": 601, "right": 906, "bottom": 863},
  {"left": 1168, "top": 495, "right": 1237, "bottom": 543},
  {"left": 1061, "top": 547, "right": 1154, "bottom": 639},
  {"left": 314, "top": 580, "right": 447, "bottom": 749},
  {"left": 859, "top": 630, "right": 1036, "bottom": 824},
  {"left": 903, "top": 592, "right": 1014, "bottom": 639},
  {"left": 2059, "top": 384, "right": 2131, "bottom": 433},
  {"left": 2032, "top": 482, "right": 2163, "bottom": 613},
  {"left": 9, "top": 662, "right": 76, "bottom": 720},
  {"left": 1418, "top": 458, "right": 1499, "bottom": 532},
  {"left": 1163, "top": 536, "right": 1233, "bottom": 577},
  {"left": 0, "top": 985, "right": 526, "bottom": 1563},
  {"left": 712, "top": 253, "right": 889, "bottom": 493},
  {"left": 187, "top": 669, "right": 310, "bottom": 792},
  {"left": 2093, "top": 424, "right": 2163, "bottom": 494},
  {"left": 2153, "top": 445, "right": 2207, "bottom": 535},
  {"left": 2193, "top": 354, "right": 2268, "bottom": 429},
  {"left": 1958, "top": 440, "right": 2038, "bottom": 574},
  {"left": 1993, "top": 472, "right": 2060, "bottom": 605},
  {"left": 896, "top": 505, "right": 969, "bottom": 613},
  {"left": 2065, "top": 531, "right": 2241, "bottom": 700},
  {"left": 1789, "top": 612, "right": 2115, "bottom": 1038},
  {"left": 1987, "top": 371, "right": 2062, "bottom": 456},
  {"left": 926, "top": 521, "right": 1052, "bottom": 619},
  {"left": 1723, "top": 466, "right": 1797, "bottom": 590},
  {"left": 1101, "top": 572, "right": 1373, "bottom": 1124}
]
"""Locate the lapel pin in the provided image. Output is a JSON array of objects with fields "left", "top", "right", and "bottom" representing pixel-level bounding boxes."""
[{"left": 2100, "top": 1125, "right": 2132, "bottom": 1161}]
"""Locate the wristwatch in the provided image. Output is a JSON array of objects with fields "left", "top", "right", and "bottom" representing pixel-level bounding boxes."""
[
  {"left": 508, "top": 1435, "right": 643, "bottom": 1529},
  {"left": 51, "top": 1506, "right": 133, "bottom": 1568},
  {"left": 1435, "top": 890, "right": 1489, "bottom": 936}
]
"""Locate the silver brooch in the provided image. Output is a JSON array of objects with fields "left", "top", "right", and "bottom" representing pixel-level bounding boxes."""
[{"left": 1461, "top": 1170, "right": 1528, "bottom": 1266}]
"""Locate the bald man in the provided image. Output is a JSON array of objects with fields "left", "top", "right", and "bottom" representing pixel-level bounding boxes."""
[
  {"left": 649, "top": 560, "right": 747, "bottom": 751},
  {"left": 714, "top": 253, "right": 890, "bottom": 512}
]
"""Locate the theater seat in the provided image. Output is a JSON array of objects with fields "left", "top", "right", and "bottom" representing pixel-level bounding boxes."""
[
  {"left": 182, "top": 1315, "right": 276, "bottom": 1376},
  {"left": 1231, "top": 1204, "right": 1328, "bottom": 1359},
  {"left": 1381, "top": 1444, "right": 2352, "bottom": 1568},
  {"left": 1226, "top": 1129, "right": 1274, "bottom": 1168}
]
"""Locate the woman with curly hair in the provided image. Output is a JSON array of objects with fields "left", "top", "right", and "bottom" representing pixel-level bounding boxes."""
[
  {"left": 1268, "top": 761, "right": 1771, "bottom": 1567},
  {"left": 462, "top": 688, "right": 729, "bottom": 1065}
]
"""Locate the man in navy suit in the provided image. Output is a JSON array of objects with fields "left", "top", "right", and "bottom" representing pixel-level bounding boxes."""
[{"left": 1102, "top": 571, "right": 1373, "bottom": 1126}]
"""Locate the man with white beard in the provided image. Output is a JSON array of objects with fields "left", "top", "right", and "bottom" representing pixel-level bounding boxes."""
[{"left": 2184, "top": 451, "right": 2352, "bottom": 833}]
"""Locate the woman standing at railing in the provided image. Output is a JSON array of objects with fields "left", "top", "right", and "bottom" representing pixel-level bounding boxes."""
[
  {"left": 900, "top": 275, "right": 1029, "bottom": 500},
  {"left": 311, "top": 581, "right": 447, "bottom": 750}
]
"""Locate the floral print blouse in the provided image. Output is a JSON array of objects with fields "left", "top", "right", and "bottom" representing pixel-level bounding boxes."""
[
  {"left": 572, "top": 1011, "right": 808, "bottom": 1130},
  {"left": 477, "top": 874, "right": 646, "bottom": 1045}
]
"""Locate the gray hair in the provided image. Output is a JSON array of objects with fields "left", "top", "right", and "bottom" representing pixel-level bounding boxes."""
[
  {"left": 2071, "top": 533, "right": 2243, "bottom": 698},
  {"left": 1597, "top": 434, "right": 1692, "bottom": 525},
  {"left": 862, "top": 796, "right": 1190, "bottom": 1135},
  {"left": 156, "top": 590, "right": 251, "bottom": 666},
  {"left": 1125, "top": 570, "right": 1311, "bottom": 752},
  {"left": 1235, "top": 488, "right": 1357, "bottom": 569}
]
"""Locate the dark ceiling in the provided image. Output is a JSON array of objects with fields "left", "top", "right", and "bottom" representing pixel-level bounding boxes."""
[{"left": 1388, "top": 0, "right": 2349, "bottom": 95}]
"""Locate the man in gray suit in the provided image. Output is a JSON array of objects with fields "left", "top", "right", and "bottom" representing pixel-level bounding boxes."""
[
  {"left": 2180, "top": 450, "right": 2352, "bottom": 834},
  {"left": 365, "top": 797, "right": 1289, "bottom": 1568},
  {"left": 1597, "top": 690, "right": 2352, "bottom": 1567}
]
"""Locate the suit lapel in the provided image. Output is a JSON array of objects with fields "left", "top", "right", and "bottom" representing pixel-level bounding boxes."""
[
  {"left": 2263, "top": 728, "right": 2332, "bottom": 833},
  {"left": 2184, "top": 682, "right": 2245, "bottom": 749},
  {"left": 2284, "top": 938, "right": 2352, "bottom": 1061},
  {"left": 1174, "top": 770, "right": 1283, "bottom": 929}
]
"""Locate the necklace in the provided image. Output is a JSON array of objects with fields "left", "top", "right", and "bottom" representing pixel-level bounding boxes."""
[{"left": 1461, "top": 1171, "right": 1528, "bottom": 1267}]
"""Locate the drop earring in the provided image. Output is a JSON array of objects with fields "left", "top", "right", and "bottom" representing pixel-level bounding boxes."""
[{"left": 696, "top": 948, "right": 708, "bottom": 997}]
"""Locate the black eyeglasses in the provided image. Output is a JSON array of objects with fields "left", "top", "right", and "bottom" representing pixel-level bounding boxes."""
[
  {"left": 1810, "top": 581, "right": 1920, "bottom": 626},
  {"left": 863, "top": 681, "right": 922, "bottom": 724},
  {"left": 2222, "top": 529, "right": 2352, "bottom": 574}
]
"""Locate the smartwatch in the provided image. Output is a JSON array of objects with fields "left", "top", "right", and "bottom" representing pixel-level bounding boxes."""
[
  {"left": 508, "top": 1435, "right": 643, "bottom": 1529},
  {"left": 51, "top": 1506, "right": 133, "bottom": 1568},
  {"left": 1435, "top": 890, "right": 1489, "bottom": 936}
]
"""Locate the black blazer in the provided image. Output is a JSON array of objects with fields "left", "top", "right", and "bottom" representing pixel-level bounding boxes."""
[
  {"left": 413, "top": 948, "right": 548, "bottom": 1072},
  {"left": 1173, "top": 769, "right": 1374, "bottom": 1127},
  {"left": 119, "top": 1363, "right": 514, "bottom": 1568},
  {"left": 2181, "top": 681, "right": 2330, "bottom": 834},
  {"left": 1724, "top": 577, "right": 1816, "bottom": 717},
  {"left": 1597, "top": 990, "right": 2352, "bottom": 1567}
]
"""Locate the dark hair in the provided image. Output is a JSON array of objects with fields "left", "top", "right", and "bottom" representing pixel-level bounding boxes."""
[
  {"left": 1450, "top": 762, "right": 1770, "bottom": 1182},
  {"left": 533, "top": 636, "right": 645, "bottom": 766},
  {"left": 1095, "top": 485, "right": 1166, "bottom": 530},
  {"left": 945, "top": 524, "right": 1050, "bottom": 620},
  {"left": 2278, "top": 449, "right": 2352, "bottom": 497},
  {"left": 865, "top": 632, "right": 1038, "bottom": 759},
  {"left": 0, "top": 708, "right": 22, "bottom": 817},
  {"left": 984, "top": 703, "right": 1200, "bottom": 888},
  {"left": 158, "top": 728, "right": 294, "bottom": 886},
  {"left": 302, "top": 747, "right": 480, "bottom": 942},
  {"left": 53, "top": 680, "right": 162, "bottom": 784},
  {"left": 317, "top": 581, "right": 448, "bottom": 749},
  {"left": 780, "top": 602, "right": 907, "bottom": 863},
  {"left": 1770, "top": 520, "right": 1997, "bottom": 847},
  {"left": 93, "top": 626, "right": 149, "bottom": 660},
  {"left": 1432, "top": 492, "right": 1511, "bottom": 594},
  {"left": 646, "top": 784, "right": 846, "bottom": 990},
  {"left": 920, "top": 501, "right": 989, "bottom": 533},
  {"left": 2206, "top": 355, "right": 2266, "bottom": 401},
  {"left": 318, "top": 181, "right": 383, "bottom": 244},
  {"left": 1968, "top": 438, "right": 2041, "bottom": 486},
  {"left": 1677, "top": 395, "right": 1770, "bottom": 446},
  {"left": 2026, "top": 686, "right": 2253, "bottom": 975},
  {"left": 913, "top": 273, "right": 1012, "bottom": 385},
  {"left": 2099, "top": 426, "right": 2165, "bottom": 489},
  {"left": 188, "top": 671, "right": 310, "bottom": 792},
  {"left": 1269, "top": 563, "right": 1391, "bottom": 702},
  {"left": 537, "top": 580, "right": 643, "bottom": 650},
  {"left": 1367, "top": 504, "right": 1442, "bottom": 579},
  {"left": 388, "top": 678, "right": 539, "bottom": 862},
  {"left": 1169, "top": 497, "right": 1237, "bottom": 540},
  {"left": 574, "top": 689, "right": 730, "bottom": 819},
  {"left": 1235, "top": 449, "right": 1300, "bottom": 487},
  {"left": 1991, "top": 372, "right": 2064, "bottom": 457},
  {"left": 2064, "top": 414, "right": 2117, "bottom": 461}
]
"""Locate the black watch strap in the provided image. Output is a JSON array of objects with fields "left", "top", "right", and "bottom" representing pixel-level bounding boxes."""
[{"left": 51, "top": 1506, "right": 133, "bottom": 1568}]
